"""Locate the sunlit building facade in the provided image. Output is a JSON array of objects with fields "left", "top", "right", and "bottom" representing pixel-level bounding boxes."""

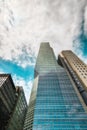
[
  {"left": 58, "top": 51, "right": 87, "bottom": 105},
  {"left": 23, "top": 43, "right": 87, "bottom": 130},
  {"left": 59, "top": 50, "right": 87, "bottom": 91}
]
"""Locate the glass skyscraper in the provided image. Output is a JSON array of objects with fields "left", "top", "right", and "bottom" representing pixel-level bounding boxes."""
[{"left": 23, "top": 43, "right": 87, "bottom": 130}]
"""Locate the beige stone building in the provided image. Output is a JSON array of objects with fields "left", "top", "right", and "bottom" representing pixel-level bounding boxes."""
[{"left": 59, "top": 50, "right": 87, "bottom": 92}]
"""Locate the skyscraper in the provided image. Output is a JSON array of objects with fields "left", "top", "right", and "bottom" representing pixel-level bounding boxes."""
[
  {"left": 0, "top": 74, "right": 16, "bottom": 130},
  {"left": 0, "top": 74, "right": 27, "bottom": 130},
  {"left": 6, "top": 87, "right": 27, "bottom": 130},
  {"left": 59, "top": 50, "right": 87, "bottom": 90},
  {"left": 23, "top": 43, "right": 87, "bottom": 130},
  {"left": 58, "top": 51, "right": 87, "bottom": 105}
]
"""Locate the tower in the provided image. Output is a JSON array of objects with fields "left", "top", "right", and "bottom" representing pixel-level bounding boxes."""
[
  {"left": 58, "top": 51, "right": 87, "bottom": 105},
  {"left": 0, "top": 74, "right": 27, "bottom": 130},
  {"left": 0, "top": 74, "right": 16, "bottom": 130},
  {"left": 58, "top": 50, "right": 87, "bottom": 90},
  {"left": 6, "top": 87, "right": 27, "bottom": 130},
  {"left": 23, "top": 43, "right": 87, "bottom": 130}
]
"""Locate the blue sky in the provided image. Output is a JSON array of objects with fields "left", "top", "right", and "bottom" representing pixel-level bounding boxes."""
[
  {"left": 0, "top": 0, "right": 87, "bottom": 102},
  {"left": 78, "top": 20, "right": 87, "bottom": 56},
  {"left": 0, "top": 58, "right": 34, "bottom": 81},
  {"left": 73, "top": 11, "right": 87, "bottom": 61},
  {"left": 0, "top": 57, "right": 34, "bottom": 102}
]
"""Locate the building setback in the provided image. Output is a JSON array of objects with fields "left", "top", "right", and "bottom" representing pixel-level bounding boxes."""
[{"left": 23, "top": 43, "right": 87, "bottom": 130}]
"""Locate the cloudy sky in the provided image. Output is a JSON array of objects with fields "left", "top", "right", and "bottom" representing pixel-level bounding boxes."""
[{"left": 0, "top": 0, "right": 87, "bottom": 102}]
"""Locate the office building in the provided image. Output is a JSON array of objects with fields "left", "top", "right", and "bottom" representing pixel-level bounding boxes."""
[
  {"left": 0, "top": 74, "right": 27, "bottom": 130},
  {"left": 58, "top": 51, "right": 87, "bottom": 105},
  {"left": 23, "top": 43, "right": 87, "bottom": 130},
  {"left": 0, "top": 74, "right": 16, "bottom": 130},
  {"left": 6, "top": 87, "right": 27, "bottom": 130},
  {"left": 59, "top": 50, "right": 87, "bottom": 90}
]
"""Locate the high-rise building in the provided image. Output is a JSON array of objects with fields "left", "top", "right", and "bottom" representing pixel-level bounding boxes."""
[
  {"left": 6, "top": 87, "right": 27, "bottom": 130},
  {"left": 59, "top": 50, "right": 87, "bottom": 90},
  {"left": 0, "top": 74, "right": 27, "bottom": 130},
  {"left": 23, "top": 43, "right": 87, "bottom": 130},
  {"left": 58, "top": 51, "right": 87, "bottom": 105},
  {"left": 0, "top": 74, "right": 16, "bottom": 130}
]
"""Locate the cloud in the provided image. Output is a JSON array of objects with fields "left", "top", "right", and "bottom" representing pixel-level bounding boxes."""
[
  {"left": 13, "top": 74, "right": 33, "bottom": 103},
  {"left": 0, "top": 0, "right": 87, "bottom": 65},
  {"left": 74, "top": 48, "right": 87, "bottom": 64},
  {"left": 0, "top": 58, "right": 34, "bottom": 79},
  {"left": 73, "top": 3, "right": 87, "bottom": 63},
  {"left": 0, "top": 0, "right": 87, "bottom": 101},
  {"left": 0, "top": 58, "right": 34, "bottom": 102},
  {"left": 84, "top": 6, "right": 87, "bottom": 35}
]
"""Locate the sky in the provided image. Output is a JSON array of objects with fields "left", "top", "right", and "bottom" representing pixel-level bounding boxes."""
[{"left": 0, "top": 0, "right": 87, "bottom": 102}]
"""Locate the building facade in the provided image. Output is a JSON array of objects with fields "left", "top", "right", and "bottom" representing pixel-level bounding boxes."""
[
  {"left": 0, "top": 74, "right": 27, "bottom": 130},
  {"left": 6, "top": 87, "right": 27, "bottom": 130},
  {"left": 59, "top": 51, "right": 87, "bottom": 90},
  {"left": 23, "top": 43, "right": 87, "bottom": 130},
  {"left": 58, "top": 51, "right": 87, "bottom": 105},
  {"left": 0, "top": 74, "right": 16, "bottom": 130}
]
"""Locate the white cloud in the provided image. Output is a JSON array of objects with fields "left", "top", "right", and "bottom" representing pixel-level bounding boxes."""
[
  {"left": 0, "top": 0, "right": 87, "bottom": 102},
  {"left": 75, "top": 50, "right": 87, "bottom": 64},
  {"left": 0, "top": 0, "right": 87, "bottom": 65},
  {"left": 84, "top": 6, "right": 87, "bottom": 35},
  {"left": 0, "top": 0, "right": 87, "bottom": 101},
  {"left": 13, "top": 74, "right": 33, "bottom": 103}
]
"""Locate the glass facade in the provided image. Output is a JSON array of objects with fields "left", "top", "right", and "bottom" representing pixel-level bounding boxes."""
[
  {"left": 24, "top": 43, "right": 87, "bottom": 130},
  {"left": 23, "top": 73, "right": 39, "bottom": 130},
  {"left": 6, "top": 87, "right": 27, "bottom": 130}
]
